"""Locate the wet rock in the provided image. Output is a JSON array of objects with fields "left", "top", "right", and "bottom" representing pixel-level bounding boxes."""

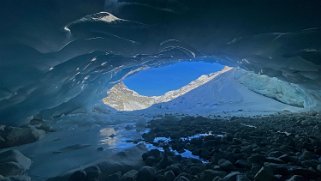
[
  {"left": 268, "top": 151, "right": 283, "bottom": 158},
  {"left": 218, "top": 159, "right": 234, "bottom": 171},
  {"left": 299, "top": 150, "right": 315, "bottom": 160},
  {"left": 121, "top": 170, "right": 137, "bottom": 181},
  {"left": 189, "top": 166, "right": 202, "bottom": 175},
  {"left": 264, "top": 163, "right": 289, "bottom": 175},
  {"left": 29, "top": 118, "right": 54, "bottom": 132},
  {"left": 235, "top": 160, "right": 249, "bottom": 168},
  {"left": 125, "top": 124, "right": 134, "bottom": 130},
  {"left": 254, "top": 166, "right": 274, "bottom": 181},
  {"left": 84, "top": 166, "right": 101, "bottom": 181},
  {"left": 265, "top": 157, "right": 284, "bottom": 164},
  {"left": 142, "top": 149, "right": 162, "bottom": 166},
  {"left": 106, "top": 172, "right": 121, "bottom": 181},
  {"left": 1, "top": 126, "right": 45, "bottom": 148},
  {"left": 0, "top": 150, "right": 31, "bottom": 170},
  {"left": 200, "top": 169, "right": 226, "bottom": 181},
  {"left": 164, "top": 170, "right": 175, "bottom": 181},
  {"left": 222, "top": 171, "right": 240, "bottom": 181},
  {"left": 286, "top": 175, "right": 304, "bottom": 181},
  {"left": 0, "top": 136, "right": 5, "bottom": 145},
  {"left": 0, "top": 150, "right": 31, "bottom": 177},
  {"left": 289, "top": 167, "right": 319, "bottom": 179},
  {"left": 212, "top": 176, "right": 222, "bottom": 181},
  {"left": 248, "top": 154, "right": 265, "bottom": 165},
  {"left": 136, "top": 166, "right": 156, "bottom": 181},
  {"left": 69, "top": 170, "right": 87, "bottom": 181},
  {"left": 278, "top": 154, "right": 297, "bottom": 163},
  {"left": 173, "top": 175, "right": 189, "bottom": 181},
  {"left": 0, "top": 162, "right": 25, "bottom": 176},
  {"left": 0, "top": 175, "right": 31, "bottom": 181},
  {"left": 167, "top": 164, "right": 182, "bottom": 176},
  {"left": 236, "top": 174, "right": 250, "bottom": 181},
  {"left": 300, "top": 159, "right": 319, "bottom": 168}
]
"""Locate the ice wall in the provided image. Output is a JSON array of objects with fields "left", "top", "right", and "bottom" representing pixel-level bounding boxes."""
[{"left": 1, "top": 1, "right": 321, "bottom": 125}]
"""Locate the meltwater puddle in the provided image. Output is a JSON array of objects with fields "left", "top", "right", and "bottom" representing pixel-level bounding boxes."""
[
  {"left": 180, "top": 131, "right": 224, "bottom": 141},
  {"left": 148, "top": 132, "right": 226, "bottom": 164},
  {"left": 98, "top": 125, "right": 213, "bottom": 163}
]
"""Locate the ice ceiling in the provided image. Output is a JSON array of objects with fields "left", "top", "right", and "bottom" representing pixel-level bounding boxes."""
[{"left": 0, "top": 0, "right": 321, "bottom": 125}]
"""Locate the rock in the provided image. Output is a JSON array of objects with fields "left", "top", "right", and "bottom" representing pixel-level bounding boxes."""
[
  {"left": 1, "top": 175, "right": 31, "bottom": 181},
  {"left": 254, "top": 166, "right": 274, "bottom": 181},
  {"left": 142, "top": 149, "right": 162, "bottom": 166},
  {"left": 212, "top": 176, "right": 222, "bottom": 181},
  {"left": 164, "top": 170, "right": 175, "bottom": 181},
  {"left": 235, "top": 160, "right": 249, "bottom": 168},
  {"left": 248, "top": 154, "right": 265, "bottom": 165},
  {"left": 0, "top": 162, "right": 25, "bottom": 176},
  {"left": 286, "top": 175, "right": 304, "bottom": 181},
  {"left": 264, "top": 163, "right": 289, "bottom": 175},
  {"left": 121, "top": 170, "right": 137, "bottom": 181},
  {"left": 84, "top": 166, "right": 101, "bottom": 181},
  {"left": 105, "top": 172, "right": 121, "bottom": 181},
  {"left": 0, "top": 136, "right": 5, "bottom": 145},
  {"left": 278, "top": 154, "right": 297, "bottom": 163},
  {"left": 125, "top": 124, "right": 134, "bottom": 130},
  {"left": 268, "top": 151, "right": 283, "bottom": 158},
  {"left": 29, "top": 118, "right": 53, "bottom": 132},
  {"left": 200, "top": 169, "right": 226, "bottom": 181},
  {"left": 173, "top": 175, "right": 189, "bottom": 181},
  {"left": 222, "top": 172, "right": 240, "bottom": 181},
  {"left": 136, "top": 166, "right": 156, "bottom": 181},
  {"left": 289, "top": 168, "right": 319, "bottom": 179},
  {"left": 0, "top": 150, "right": 31, "bottom": 177},
  {"left": 0, "top": 150, "right": 31, "bottom": 169},
  {"left": 1, "top": 126, "right": 45, "bottom": 148},
  {"left": 265, "top": 157, "right": 284, "bottom": 164},
  {"left": 317, "top": 164, "right": 321, "bottom": 172},
  {"left": 299, "top": 150, "right": 315, "bottom": 160},
  {"left": 155, "top": 174, "right": 166, "bottom": 181},
  {"left": 218, "top": 159, "right": 234, "bottom": 171},
  {"left": 69, "top": 170, "right": 87, "bottom": 181},
  {"left": 189, "top": 166, "right": 202, "bottom": 175},
  {"left": 167, "top": 164, "right": 182, "bottom": 176},
  {"left": 300, "top": 159, "right": 319, "bottom": 168},
  {"left": 236, "top": 174, "right": 250, "bottom": 181}
]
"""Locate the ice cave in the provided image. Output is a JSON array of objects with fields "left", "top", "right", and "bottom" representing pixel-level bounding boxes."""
[{"left": 0, "top": 0, "right": 321, "bottom": 181}]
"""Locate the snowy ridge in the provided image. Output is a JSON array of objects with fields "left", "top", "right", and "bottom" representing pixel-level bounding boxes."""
[
  {"left": 104, "top": 67, "right": 305, "bottom": 115},
  {"left": 103, "top": 67, "right": 232, "bottom": 111}
]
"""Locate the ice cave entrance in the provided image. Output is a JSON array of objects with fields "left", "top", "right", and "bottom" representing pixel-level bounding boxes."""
[{"left": 103, "top": 61, "right": 226, "bottom": 111}]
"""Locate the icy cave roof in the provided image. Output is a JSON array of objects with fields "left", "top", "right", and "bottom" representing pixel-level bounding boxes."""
[{"left": 0, "top": 0, "right": 321, "bottom": 124}]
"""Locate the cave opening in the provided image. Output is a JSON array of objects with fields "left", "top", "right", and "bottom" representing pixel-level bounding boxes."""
[{"left": 102, "top": 61, "right": 229, "bottom": 111}]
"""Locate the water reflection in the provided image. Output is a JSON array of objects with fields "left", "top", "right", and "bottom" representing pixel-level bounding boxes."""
[
  {"left": 98, "top": 126, "right": 209, "bottom": 163},
  {"left": 99, "top": 127, "right": 118, "bottom": 146}
]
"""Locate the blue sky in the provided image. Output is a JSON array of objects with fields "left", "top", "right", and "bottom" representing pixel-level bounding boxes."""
[{"left": 124, "top": 61, "right": 224, "bottom": 96}]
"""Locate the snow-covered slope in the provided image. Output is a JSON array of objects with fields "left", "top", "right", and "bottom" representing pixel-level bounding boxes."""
[
  {"left": 104, "top": 67, "right": 304, "bottom": 116},
  {"left": 144, "top": 68, "right": 304, "bottom": 116},
  {"left": 104, "top": 67, "right": 232, "bottom": 111}
]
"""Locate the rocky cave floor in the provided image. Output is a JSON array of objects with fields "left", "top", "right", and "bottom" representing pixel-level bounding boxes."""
[
  {"left": 140, "top": 113, "right": 321, "bottom": 181},
  {"left": 1, "top": 112, "right": 321, "bottom": 181}
]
